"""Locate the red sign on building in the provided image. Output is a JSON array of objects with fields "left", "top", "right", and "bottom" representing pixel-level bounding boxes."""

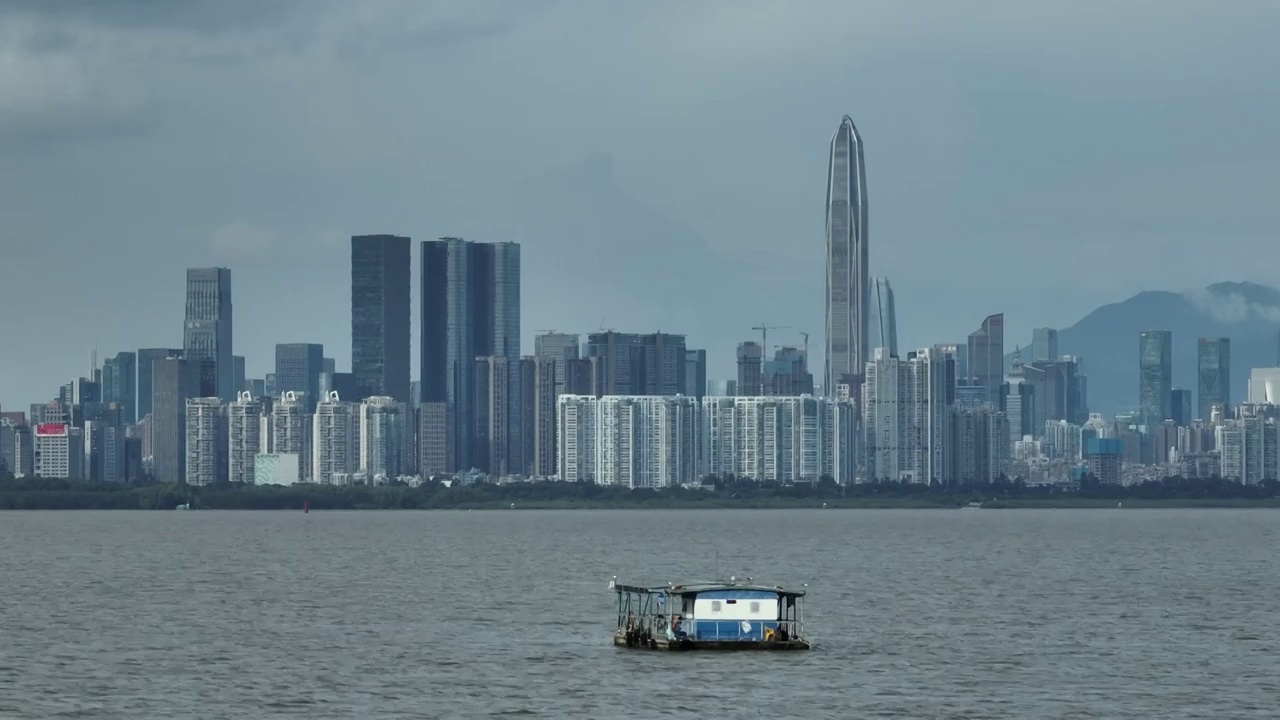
[{"left": 35, "top": 423, "right": 68, "bottom": 437}]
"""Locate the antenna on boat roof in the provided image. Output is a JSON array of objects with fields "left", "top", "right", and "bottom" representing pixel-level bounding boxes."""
[{"left": 715, "top": 549, "right": 719, "bottom": 581}]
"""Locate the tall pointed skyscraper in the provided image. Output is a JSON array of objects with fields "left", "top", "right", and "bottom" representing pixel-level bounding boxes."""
[
  {"left": 824, "top": 115, "right": 869, "bottom": 394},
  {"left": 868, "top": 276, "right": 897, "bottom": 357},
  {"left": 351, "top": 235, "right": 412, "bottom": 404}
]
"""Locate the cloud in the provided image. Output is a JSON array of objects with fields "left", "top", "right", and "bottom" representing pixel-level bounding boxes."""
[
  {"left": 1182, "top": 287, "right": 1280, "bottom": 325},
  {"left": 208, "top": 222, "right": 276, "bottom": 260}
]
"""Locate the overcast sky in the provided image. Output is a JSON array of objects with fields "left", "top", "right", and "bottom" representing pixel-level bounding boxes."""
[{"left": 2, "top": 0, "right": 1279, "bottom": 409}]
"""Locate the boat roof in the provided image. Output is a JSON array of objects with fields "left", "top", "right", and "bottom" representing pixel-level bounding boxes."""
[{"left": 614, "top": 580, "right": 806, "bottom": 598}]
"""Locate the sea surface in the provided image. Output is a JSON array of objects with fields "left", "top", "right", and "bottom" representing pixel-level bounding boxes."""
[{"left": 0, "top": 509, "right": 1277, "bottom": 719}]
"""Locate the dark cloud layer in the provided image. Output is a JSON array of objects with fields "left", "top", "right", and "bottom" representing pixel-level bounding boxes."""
[{"left": 1, "top": 0, "right": 1278, "bottom": 409}]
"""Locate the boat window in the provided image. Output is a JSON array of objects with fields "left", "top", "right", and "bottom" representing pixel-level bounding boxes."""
[
  {"left": 726, "top": 599, "right": 737, "bottom": 605},
  {"left": 711, "top": 601, "right": 722, "bottom": 612},
  {"left": 750, "top": 601, "right": 760, "bottom": 613}
]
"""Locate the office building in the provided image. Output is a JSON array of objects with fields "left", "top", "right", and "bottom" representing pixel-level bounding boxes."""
[
  {"left": 1197, "top": 337, "right": 1230, "bottom": 421},
  {"left": 351, "top": 234, "right": 412, "bottom": 403},
  {"left": 313, "top": 392, "right": 358, "bottom": 485},
  {"left": 420, "top": 238, "right": 521, "bottom": 471},
  {"left": 1031, "top": 328, "right": 1059, "bottom": 364},
  {"left": 102, "top": 351, "right": 137, "bottom": 425},
  {"left": 183, "top": 268, "right": 234, "bottom": 400},
  {"left": 228, "top": 392, "right": 265, "bottom": 484},
  {"left": 868, "top": 277, "right": 898, "bottom": 356},
  {"left": 1138, "top": 330, "right": 1173, "bottom": 427},
  {"left": 151, "top": 357, "right": 199, "bottom": 483},
  {"left": 684, "top": 349, "right": 708, "bottom": 400},
  {"left": 473, "top": 356, "right": 515, "bottom": 475},
  {"left": 528, "top": 355, "right": 557, "bottom": 477},
  {"left": 1249, "top": 368, "right": 1280, "bottom": 405},
  {"left": 33, "top": 422, "right": 83, "bottom": 479},
  {"left": 967, "top": 314, "right": 1004, "bottom": 407},
  {"left": 824, "top": 115, "right": 870, "bottom": 393},
  {"left": 1, "top": 418, "right": 33, "bottom": 478},
  {"left": 736, "top": 341, "right": 764, "bottom": 396},
  {"left": 185, "top": 397, "right": 227, "bottom": 485},
  {"left": 233, "top": 355, "right": 246, "bottom": 393},
  {"left": 275, "top": 343, "right": 325, "bottom": 408},
  {"left": 358, "top": 396, "right": 410, "bottom": 481},
  {"left": 764, "top": 347, "right": 814, "bottom": 397},
  {"left": 1170, "top": 388, "right": 1193, "bottom": 426},
  {"left": 534, "top": 333, "right": 580, "bottom": 388}
]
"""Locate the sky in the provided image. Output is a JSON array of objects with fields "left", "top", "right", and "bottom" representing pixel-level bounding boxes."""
[{"left": 2, "top": 0, "right": 1279, "bottom": 410}]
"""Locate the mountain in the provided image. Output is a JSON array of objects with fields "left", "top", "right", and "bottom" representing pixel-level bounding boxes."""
[{"left": 1017, "top": 282, "right": 1280, "bottom": 418}]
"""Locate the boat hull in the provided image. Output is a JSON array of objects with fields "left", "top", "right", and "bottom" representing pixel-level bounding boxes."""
[{"left": 613, "top": 632, "right": 810, "bottom": 651}]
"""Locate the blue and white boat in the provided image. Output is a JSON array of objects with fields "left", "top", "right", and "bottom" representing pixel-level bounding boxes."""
[{"left": 610, "top": 576, "right": 810, "bottom": 651}]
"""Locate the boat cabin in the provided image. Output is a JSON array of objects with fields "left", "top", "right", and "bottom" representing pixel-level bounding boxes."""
[{"left": 611, "top": 577, "right": 808, "bottom": 651}]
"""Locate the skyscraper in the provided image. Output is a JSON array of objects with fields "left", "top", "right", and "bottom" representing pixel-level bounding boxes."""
[
  {"left": 183, "top": 268, "right": 233, "bottom": 401},
  {"left": 420, "top": 238, "right": 521, "bottom": 471},
  {"left": 102, "top": 351, "right": 137, "bottom": 425},
  {"left": 868, "top": 277, "right": 898, "bottom": 357},
  {"left": 351, "top": 235, "right": 412, "bottom": 404},
  {"left": 1196, "top": 337, "right": 1230, "bottom": 421},
  {"left": 274, "top": 343, "right": 325, "bottom": 407},
  {"left": 534, "top": 333, "right": 580, "bottom": 389},
  {"left": 1138, "top": 330, "right": 1173, "bottom": 427},
  {"left": 824, "top": 115, "right": 869, "bottom": 394},
  {"left": 185, "top": 397, "right": 227, "bottom": 485},
  {"left": 227, "top": 392, "right": 263, "bottom": 484},
  {"left": 137, "top": 348, "right": 183, "bottom": 421},
  {"left": 736, "top": 341, "right": 763, "bottom": 396},
  {"left": 152, "top": 357, "right": 199, "bottom": 483},
  {"left": 1031, "top": 328, "right": 1059, "bottom": 364},
  {"left": 967, "top": 314, "right": 1005, "bottom": 407}
]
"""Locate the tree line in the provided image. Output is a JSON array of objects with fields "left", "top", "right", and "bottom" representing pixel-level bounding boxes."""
[{"left": 1, "top": 472, "right": 1278, "bottom": 510}]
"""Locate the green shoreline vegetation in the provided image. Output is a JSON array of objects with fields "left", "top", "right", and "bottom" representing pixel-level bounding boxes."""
[{"left": 1, "top": 475, "right": 1279, "bottom": 510}]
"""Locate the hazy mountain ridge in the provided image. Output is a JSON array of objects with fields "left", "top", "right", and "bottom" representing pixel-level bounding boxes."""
[{"left": 1023, "top": 282, "right": 1280, "bottom": 418}]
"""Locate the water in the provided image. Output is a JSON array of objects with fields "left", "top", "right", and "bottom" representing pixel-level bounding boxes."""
[{"left": 1, "top": 509, "right": 1277, "bottom": 718}]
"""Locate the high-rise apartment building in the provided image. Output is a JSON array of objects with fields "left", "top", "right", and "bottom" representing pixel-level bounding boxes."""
[
  {"left": 868, "top": 277, "right": 898, "bottom": 357},
  {"left": 228, "top": 392, "right": 264, "bottom": 484},
  {"left": 102, "top": 351, "right": 137, "bottom": 425},
  {"left": 473, "top": 356, "right": 514, "bottom": 476},
  {"left": 420, "top": 238, "right": 521, "bottom": 472},
  {"left": 233, "top": 355, "right": 246, "bottom": 394},
  {"left": 529, "top": 355, "right": 558, "bottom": 477},
  {"left": 358, "top": 396, "right": 410, "bottom": 481},
  {"left": 825, "top": 115, "right": 870, "bottom": 394},
  {"left": 275, "top": 343, "right": 325, "bottom": 408},
  {"left": 151, "top": 357, "right": 199, "bottom": 483},
  {"left": 417, "top": 402, "right": 448, "bottom": 478},
  {"left": 185, "top": 397, "right": 227, "bottom": 485},
  {"left": 1031, "top": 328, "right": 1059, "bottom": 364},
  {"left": 764, "top": 347, "right": 814, "bottom": 397},
  {"left": 351, "top": 235, "right": 412, "bottom": 403},
  {"left": 312, "top": 392, "right": 358, "bottom": 485},
  {"left": 1197, "top": 337, "right": 1230, "bottom": 421},
  {"left": 967, "top": 314, "right": 1004, "bottom": 407},
  {"left": 270, "top": 391, "right": 311, "bottom": 484},
  {"left": 1139, "top": 330, "right": 1173, "bottom": 427},
  {"left": 864, "top": 347, "right": 951, "bottom": 484},
  {"left": 183, "top": 268, "right": 234, "bottom": 401}
]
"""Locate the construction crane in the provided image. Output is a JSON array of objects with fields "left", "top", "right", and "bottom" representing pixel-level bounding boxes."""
[{"left": 752, "top": 323, "right": 791, "bottom": 395}]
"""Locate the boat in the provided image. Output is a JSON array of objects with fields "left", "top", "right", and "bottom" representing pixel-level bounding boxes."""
[
  {"left": 611, "top": 576, "right": 810, "bottom": 651},
  {"left": 175, "top": 503, "right": 190, "bottom": 511}
]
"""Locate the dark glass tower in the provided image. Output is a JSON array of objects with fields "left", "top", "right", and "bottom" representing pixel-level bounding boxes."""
[
  {"left": 968, "top": 313, "right": 1005, "bottom": 407},
  {"left": 421, "top": 238, "right": 521, "bottom": 471},
  {"left": 183, "top": 268, "right": 233, "bottom": 401},
  {"left": 1138, "top": 330, "right": 1173, "bottom": 427},
  {"left": 275, "top": 343, "right": 325, "bottom": 408},
  {"left": 137, "top": 348, "right": 182, "bottom": 421},
  {"left": 351, "top": 235, "right": 411, "bottom": 403},
  {"left": 102, "top": 351, "right": 137, "bottom": 425},
  {"left": 1196, "top": 337, "right": 1230, "bottom": 421},
  {"left": 825, "top": 115, "right": 869, "bottom": 393}
]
